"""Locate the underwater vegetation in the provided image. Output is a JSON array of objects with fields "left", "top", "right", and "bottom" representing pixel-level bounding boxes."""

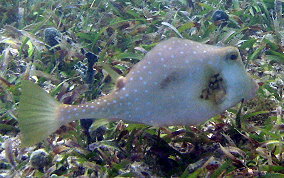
[{"left": 0, "top": 0, "right": 283, "bottom": 177}]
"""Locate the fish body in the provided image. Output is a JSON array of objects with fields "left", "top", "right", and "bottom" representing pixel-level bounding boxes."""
[{"left": 18, "top": 37, "right": 258, "bottom": 146}]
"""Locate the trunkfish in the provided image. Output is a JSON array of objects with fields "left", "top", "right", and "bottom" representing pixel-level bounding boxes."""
[{"left": 18, "top": 37, "right": 258, "bottom": 146}]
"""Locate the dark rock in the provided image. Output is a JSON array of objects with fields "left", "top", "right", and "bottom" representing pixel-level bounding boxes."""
[
  {"left": 44, "top": 27, "right": 62, "bottom": 47},
  {"left": 212, "top": 10, "right": 229, "bottom": 22},
  {"left": 30, "top": 149, "right": 52, "bottom": 171}
]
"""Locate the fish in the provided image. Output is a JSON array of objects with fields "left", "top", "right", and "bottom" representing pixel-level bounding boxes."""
[{"left": 18, "top": 37, "right": 259, "bottom": 146}]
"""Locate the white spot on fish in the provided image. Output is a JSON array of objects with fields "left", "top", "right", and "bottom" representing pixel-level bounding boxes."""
[
  {"left": 184, "top": 43, "right": 188, "bottom": 46},
  {"left": 160, "top": 57, "right": 165, "bottom": 61},
  {"left": 122, "top": 87, "right": 126, "bottom": 91},
  {"left": 158, "top": 52, "right": 162, "bottom": 56},
  {"left": 163, "top": 64, "right": 167, "bottom": 68},
  {"left": 169, "top": 47, "right": 172, "bottom": 50},
  {"left": 143, "top": 66, "right": 147, "bottom": 69},
  {"left": 147, "top": 61, "right": 151, "bottom": 65},
  {"left": 180, "top": 51, "right": 184, "bottom": 54},
  {"left": 113, "top": 100, "right": 117, "bottom": 103},
  {"left": 139, "top": 76, "right": 143, "bottom": 80},
  {"left": 203, "top": 50, "right": 207, "bottom": 53},
  {"left": 134, "top": 89, "right": 138, "bottom": 93},
  {"left": 73, "top": 108, "right": 77, "bottom": 111},
  {"left": 148, "top": 71, "right": 152, "bottom": 75},
  {"left": 193, "top": 51, "right": 197, "bottom": 54},
  {"left": 144, "top": 90, "right": 149, "bottom": 93},
  {"left": 130, "top": 77, "right": 133, "bottom": 81},
  {"left": 125, "top": 93, "right": 129, "bottom": 97},
  {"left": 143, "top": 81, "right": 147, "bottom": 85},
  {"left": 82, "top": 109, "right": 86, "bottom": 112},
  {"left": 91, "top": 105, "right": 95, "bottom": 108},
  {"left": 97, "top": 102, "right": 100, "bottom": 105}
]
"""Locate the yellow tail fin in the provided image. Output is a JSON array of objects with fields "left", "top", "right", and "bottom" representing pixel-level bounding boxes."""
[{"left": 18, "top": 80, "right": 62, "bottom": 146}]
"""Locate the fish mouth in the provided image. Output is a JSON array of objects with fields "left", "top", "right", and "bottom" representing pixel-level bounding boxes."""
[{"left": 199, "top": 73, "right": 227, "bottom": 104}]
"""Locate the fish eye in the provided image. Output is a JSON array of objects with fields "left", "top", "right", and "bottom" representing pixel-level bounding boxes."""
[
  {"left": 226, "top": 51, "right": 239, "bottom": 61},
  {"left": 230, "top": 54, "right": 238, "bottom": 60}
]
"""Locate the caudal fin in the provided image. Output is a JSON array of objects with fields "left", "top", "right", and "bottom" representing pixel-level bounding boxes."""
[{"left": 18, "top": 80, "right": 62, "bottom": 146}]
